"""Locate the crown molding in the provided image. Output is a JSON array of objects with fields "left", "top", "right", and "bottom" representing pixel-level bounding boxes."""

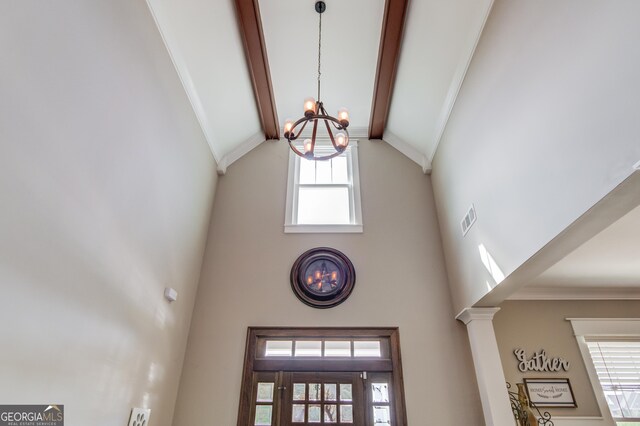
[
  {"left": 456, "top": 307, "right": 501, "bottom": 325},
  {"left": 383, "top": 131, "right": 431, "bottom": 174},
  {"left": 429, "top": 0, "right": 495, "bottom": 162},
  {"left": 507, "top": 286, "right": 640, "bottom": 301},
  {"left": 216, "top": 131, "right": 265, "bottom": 175},
  {"left": 633, "top": 159, "right": 640, "bottom": 170}
]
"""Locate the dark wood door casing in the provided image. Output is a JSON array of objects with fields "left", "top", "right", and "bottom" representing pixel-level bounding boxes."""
[{"left": 237, "top": 327, "right": 408, "bottom": 426}]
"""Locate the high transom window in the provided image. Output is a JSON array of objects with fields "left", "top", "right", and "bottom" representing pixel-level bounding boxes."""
[{"left": 285, "top": 142, "right": 362, "bottom": 233}]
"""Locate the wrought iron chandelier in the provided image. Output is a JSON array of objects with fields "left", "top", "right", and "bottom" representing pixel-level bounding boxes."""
[{"left": 283, "top": 0, "right": 350, "bottom": 161}]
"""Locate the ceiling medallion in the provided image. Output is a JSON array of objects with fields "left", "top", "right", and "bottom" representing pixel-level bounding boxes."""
[
  {"left": 283, "top": 1, "right": 350, "bottom": 161},
  {"left": 290, "top": 247, "right": 356, "bottom": 309}
]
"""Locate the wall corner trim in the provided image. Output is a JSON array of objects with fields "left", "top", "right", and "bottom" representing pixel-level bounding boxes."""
[
  {"left": 456, "top": 307, "right": 501, "bottom": 324},
  {"left": 382, "top": 131, "right": 432, "bottom": 174},
  {"left": 216, "top": 131, "right": 265, "bottom": 175}
]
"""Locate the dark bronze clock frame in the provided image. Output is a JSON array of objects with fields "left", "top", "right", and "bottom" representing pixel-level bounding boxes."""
[{"left": 290, "top": 247, "right": 356, "bottom": 309}]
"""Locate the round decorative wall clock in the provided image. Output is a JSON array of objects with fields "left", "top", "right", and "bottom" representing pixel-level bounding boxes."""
[{"left": 290, "top": 247, "right": 356, "bottom": 309}]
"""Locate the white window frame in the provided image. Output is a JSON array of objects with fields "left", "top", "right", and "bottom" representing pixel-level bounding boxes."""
[
  {"left": 284, "top": 140, "right": 363, "bottom": 233},
  {"left": 568, "top": 318, "right": 640, "bottom": 425}
]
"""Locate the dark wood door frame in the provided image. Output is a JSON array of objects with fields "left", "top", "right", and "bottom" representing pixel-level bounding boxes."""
[{"left": 237, "top": 327, "right": 408, "bottom": 426}]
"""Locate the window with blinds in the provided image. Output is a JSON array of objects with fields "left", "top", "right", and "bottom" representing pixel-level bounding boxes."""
[{"left": 586, "top": 340, "right": 640, "bottom": 421}]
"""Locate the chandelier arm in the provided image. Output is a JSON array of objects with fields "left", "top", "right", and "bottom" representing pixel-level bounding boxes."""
[
  {"left": 289, "top": 117, "right": 311, "bottom": 141},
  {"left": 311, "top": 150, "right": 346, "bottom": 161},
  {"left": 310, "top": 118, "right": 319, "bottom": 154},
  {"left": 328, "top": 120, "right": 345, "bottom": 131},
  {"left": 323, "top": 119, "right": 338, "bottom": 150},
  {"left": 318, "top": 102, "right": 327, "bottom": 116},
  {"left": 287, "top": 140, "right": 307, "bottom": 157},
  {"left": 290, "top": 140, "right": 342, "bottom": 161}
]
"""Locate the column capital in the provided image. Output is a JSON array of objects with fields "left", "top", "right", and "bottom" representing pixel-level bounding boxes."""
[{"left": 456, "top": 307, "right": 501, "bottom": 325}]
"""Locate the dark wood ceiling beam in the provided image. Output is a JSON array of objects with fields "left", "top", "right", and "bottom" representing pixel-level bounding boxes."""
[
  {"left": 235, "top": 0, "right": 279, "bottom": 139},
  {"left": 369, "top": 0, "right": 409, "bottom": 139}
]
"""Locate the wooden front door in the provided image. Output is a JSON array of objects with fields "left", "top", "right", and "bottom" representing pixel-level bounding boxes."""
[{"left": 281, "top": 372, "right": 365, "bottom": 425}]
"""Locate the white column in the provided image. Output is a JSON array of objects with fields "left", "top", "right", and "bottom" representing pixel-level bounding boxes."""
[{"left": 457, "top": 307, "right": 513, "bottom": 426}]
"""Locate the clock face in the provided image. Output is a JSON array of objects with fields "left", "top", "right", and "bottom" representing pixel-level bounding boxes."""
[{"left": 290, "top": 248, "right": 355, "bottom": 308}]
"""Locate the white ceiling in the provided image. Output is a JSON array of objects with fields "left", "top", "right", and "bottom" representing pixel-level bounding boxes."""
[
  {"left": 259, "top": 0, "right": 384, "bottom": 133},
  {"left": 146, "top": 0, "right": 496, "bottom": 171},
  {"left": 385, "top": 0, "right": 494, "bottom": 168},
  {"left": 145, "top": 0, "right": 262, "bottom": 163},
  {"left": 511, "top": 204, "right": 640, "bottom": 299}
]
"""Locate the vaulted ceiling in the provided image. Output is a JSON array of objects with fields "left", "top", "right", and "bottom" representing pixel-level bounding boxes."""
[{"left": 146, "top": 0, "right": 494, "bottom": 174}]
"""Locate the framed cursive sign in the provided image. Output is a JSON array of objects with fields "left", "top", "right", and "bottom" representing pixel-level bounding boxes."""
[{"left": 524, "top": 378, "right": 577, "bottom": 408}]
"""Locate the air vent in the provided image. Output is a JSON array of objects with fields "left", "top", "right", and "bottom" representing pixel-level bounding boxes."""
[{"left": 460, "top": 205, "right": 477, "bottom": 237}]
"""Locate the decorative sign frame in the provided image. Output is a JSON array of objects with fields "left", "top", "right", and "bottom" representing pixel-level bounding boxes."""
[{"left": 524, "top": 378, "right": 577, "bottom": 408}]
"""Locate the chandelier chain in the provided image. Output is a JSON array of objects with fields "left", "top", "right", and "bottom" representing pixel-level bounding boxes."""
[{"left": 317, "top": 10, "right": 322, "bottom": 102}]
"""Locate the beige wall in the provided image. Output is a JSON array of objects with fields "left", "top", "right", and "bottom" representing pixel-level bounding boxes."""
[
  {"left": 0, "top": 1, "right": 216, "bottom": 425},
  {"left": 172, "top": 141, "right": 483, "bottom": 425},
  {"left": 494, "top": 300, "right": 640, "bottom": 418},
  {"left": 432, "top": 0, "right": 640, "bottom": 313}
]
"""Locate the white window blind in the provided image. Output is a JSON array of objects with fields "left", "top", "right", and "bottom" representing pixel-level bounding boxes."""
[{"left": 587, "top": 340, "right": 640, "bottom": 420}]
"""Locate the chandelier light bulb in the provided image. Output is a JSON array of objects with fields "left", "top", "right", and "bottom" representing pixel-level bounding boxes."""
[
  {"left": 304, "top": 139, "right": 313, "bottom": 154},
  {"left": 283, "top": 119, "right": 294, "bottom": 136},
  {"left": 338, "top": 107, "right": 350, "bottom": 125},
  {"left": 304, "top": 97, "right": 316, "bottom": 116},
  {"left": 335, "top": 132, "right": 348, "bottom": 148}
]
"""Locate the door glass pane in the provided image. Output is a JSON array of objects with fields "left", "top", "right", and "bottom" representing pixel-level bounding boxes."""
[
  {"left": 324, "top": 383, "right": 337, "bottom": 401},
  {"left": 340, "top": 405, "right": 353, "bottom": 423},
  {"left": 254, "top": 405, "right": 272, "bottom": 425},
  {"left": 340, "top": 384, "right": 353, "bottom": 402},
  {"left": 324, "top": 404, "right": 337, "bottom": 422},
  {"left": 372, "top": 383, "right": 389, "bottom": 403},
  {"left": 293, "top": 383, "right": 306, "bottom": 401},
  {"left": 309, "top": 383, "right": 321, "bottom": 401},
  {"left": 257, "top": 383, "right": 274, "bottom": 402},
  {"left": 325, "top": 341, "right": 351, "bottom": 357},
  {"left": 308, "top": 405, "right": 321, "bottom": 423},
  {"left": 295, "top": 340, "right": 322, "bottom": 357},
  {"left": 373, "top": 405, "right": 390, "bottom": 425},
  {"left": 292, "top": 404, "right": 305, "bottom": 423},
  {"left": 354, "top": 341, "right": 381, "bottom": 357}
]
